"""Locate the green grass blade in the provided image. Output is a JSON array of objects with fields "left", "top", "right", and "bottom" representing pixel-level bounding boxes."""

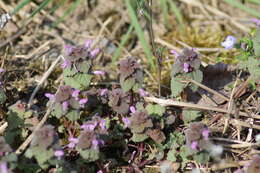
[
  {"left": 49, "top": 0, "right": 69, "bottom": 14},
  {"left": 160, "top": 0, "right": 169, "bottom": 26},
  {"left": 124, "top": 0, "right": 155, "bottom": 70},
  {"left": 167, "top": 0, "right": 184, "bottom": 29},
  {"left": 51, "top": 0, "right": 81, "bottom": 28},
  {"left": 246, "top": 0, "right": 260, "bottom": 5},
  {"left": 224, "top": 0, "right": 260, "bottom": 18},
  {"left": 30, "top": 0, "right": 53, "bottom": 18},
  {"left": 11, "top": 0, "right": 31, "bottom": 15},
  {"left": 112, "top": 24, "right": 134, "bottom": 63}
]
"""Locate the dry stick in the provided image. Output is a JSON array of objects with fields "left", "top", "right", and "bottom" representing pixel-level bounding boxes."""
[
  {"left": 144, "top": 96, "right": 260, "bottom": 120},
  {"left": 188, "top": 78, "right": 230, "bottom": 102},
  {"left": 28, "top": 55, "right": 62, "bottom": 107},
  {"left": 15, "top": 105, "right": 53, "bottom": 154},
  {"left": 0, "top": 122, "right": 8, "bottom": 134},
  {"left": 0, "top": 28, "right": 26, "bottom": 48},
  {"left": 212, "top": 160, "right": 250, "bottom": 171}
]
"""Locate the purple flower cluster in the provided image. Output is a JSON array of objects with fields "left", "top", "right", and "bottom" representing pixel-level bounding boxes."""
[
  {"left": 62, "top": 39, "right": 100, "bottom": 70},
  {"left": 185, "top": 122, "right": 211, "bottom": 152},
  {"left": 172, "top": 48, "right": 201, "bottom": 75}
]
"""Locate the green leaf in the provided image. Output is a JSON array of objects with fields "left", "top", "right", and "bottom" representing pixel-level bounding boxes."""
[
  {"left": 247, "top": 56, "right": 260, "bottom": 81},
  {"left": 66, "top": 110, "right": 79, "bottom": 121},
  {"left": 146, "top": 104, "right": 165, "bottom": 116},
  {"left": 51, "top": 102, "right": 63, "bottom": 118},
  {"left": 187, "top": 70, "right": 203, "bottom": 92},
  {"left": 0, "top": 88, "right": 6, "bottom": 104},
  {"left": 131, "top": 133, "right": 148, "bottom": 142},
  {"left": 78, "top": 148, "right": 99, "bottom": 162},
  {"left": 120, "top": 78, "right": 135, "bottom": 92},
  {"left": 30, "top": 147, "right": 54, "bottom": 165},
  {"left": 253, "top": 28, "right": 260, "bottom": 57},
  {"left": 182, "top": 110, "right": 201, "bottom": 123},
  {"left": 193, "top": 151, "right": 210, "bottom": 164},
  {"left": 167, "top": 149, "right": 177, "bottom": 162},
  {"left": 171, "top": 76, "right": 185, "bottom": 97},
  {"left": 64, "top": 73, "right": 92, "bottom": 90}
]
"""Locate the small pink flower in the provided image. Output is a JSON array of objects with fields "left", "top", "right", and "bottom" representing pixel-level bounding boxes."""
[
  {"left": 251, "top": 18, "right": 260, "bottom": 26},
  {"left": 99, "top": 119, "right": 106, "bottom": 130},
  {"left": 84, "top": 39, "right": 92, "bottom": 49},
  {"left": 191, "top": 141, "right": 198, "bottom": 150},
  {"left": 0, "top": 68, "right": 5, "bottom": 73},
  {"left": 93, "top": 70, "right": 105, "bottom": 76},
  {"left": 97, "top": 170, "right": 103, "bottom": 173},
  {"left": 90, "top": 48, "right": 100, "bottom": 57},
  {"left": 72, "top": 89, "right": 80, "bottom": 99},
  {"left": 81, "top": 122, "right": 97, "bottom": 131},
  {"left": 54, "top": 150, "right": 64, "bottom": 160},
  {"left": 183, "top": 63, "right": 190, "bottom": 73},
  {"left": 62, "top": 101, "right": 69, "bottom": 112},
  {"left": 122, "top": 117, "right": 131, "bottom": 128},
  {"left": 170, "top": 49, "right": 179, "bottom": 57},
  {"left": 100, "top": 88, "right": 108, "bottom": 96},
  {"left": 92, "top": 139, "right": 104, "bottom": 149},
  {"left": 68, "top": 137, "right": 79, "bottom": 148},
  {"left": 202, "top": 129, "right": 210, "bottom": 140},
  {"left": 130, "top": 106, "right": 136, "bottom": 113},
  {"left": 139, "top": 88, "right": 148, "bottom": 97},
  {"left": 0, "top": 162, "right": 8, "bottom": 173},
  {"left": 64, "top": 45, "right": 74, "bottom": 55},
  {"left": 45, "top": 93, "right": 55, "bottom": 101},
  {"left": 61, "top": 59, "right": 71, "bottom": 69},
  {"left": 79, "top": 98, "right": 88, "bottom": 107}
]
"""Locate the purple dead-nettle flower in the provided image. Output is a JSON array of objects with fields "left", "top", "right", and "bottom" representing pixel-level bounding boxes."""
[
  {"left": 97, "top": 170, "right": 103, "bottom": 173},
  {"left": 93, "top": 70, "right": 105, "bottom": 76},
  {"left": 221, "top": 35, "right": 237, "bottom": 49},
  {"left": 0, "top": 162, "right": 8, "bottom": 173},
  {"left": 122, "top": 117, "right": 131, "bottom": 128},
  {"left": 139, "top": 88, "right": 148, "bottom": 97},
  {"left": 183, "top": 63, "right": 190, "bottom": 73},
  {"left": 54, "top": 150, "right": 64, "bottom": 160},
  {"left": 91, "top": 139, "right": 104, "bottom": 149},
  {"left": 68, "top": 137, "right": 79, "bottom": 148},
  {"left": 99, "top": 119, "right": 106, "bottom": 130},
  {"left": 90, "top": 48, "right": 100, "bottom": 58},
  {"left": 100, "top": 88, "right": 108, "bottom": 96},
  {"left": 72, "top": 89, "right": 80, "bottom": 99},
  {"left": 45, "top": 93, "right": 55, "bottom": 101},
  {"left": 251, "top": 18, "right": 260, "bottom": 27},
  {"left": 0, "top": 68, "right": 5, "bottom": 73},
  {"left": 62, "top": 101, "right": 69, "bottom": 112},
  {"left": 202, "top": 129, "right": 210, "bottom": 140},
  {"left": 79, "top": 98, "right": 88, "bottom": 107},
  {"left": 170, "top": 49, "right": 179, "bottom": 57},
  {"left": 64, "top": 44, "right": 74, "bottom": 56},
  {"left": 61, "top": 59, "right": 71, "bottom": 69},
  {"left": 191, "top": 141, "right": 198, "bottom": 150},
  {"left": 130, "top": 106, "right": 136, "bottom": 113},
  {"left": 81, "top": 121, "right": 98, "bottom": 131},
  {"left": 84, "top": 39, "right": 93, "bottom": 49}
]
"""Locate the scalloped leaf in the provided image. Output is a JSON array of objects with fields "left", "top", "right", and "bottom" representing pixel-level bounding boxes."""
[
  {"left": 253, "top": 28, "right": 260, "bottom": 57},
  {"left": 66, "top": 110, "right": 79, "bottom": 121},
  {"left": 131, "top": 133, "right": 148, "bottom": 142},
  {"left": 51, "top": 102, "right": 63, "bottom": 118},
  {"left": 171, "top": 76, "right": 185, "bottom": 97},
  {"left": 146, "top": 104, "right": 165, "bottom": 116},
  {"left": 120, "top": 78, "right": 135, "bottom": 92},
  {"left": 64, "top": 73, "right": 92, "bottom": 90},
  {"left": 182, "top": 110, "right": 201, "bottom": 123},
  {"left": 78, "top": 148, "right": 99, "bottom": 162},
  {"left": 186, "top": 70, "right": 203, "bottom": 92}
]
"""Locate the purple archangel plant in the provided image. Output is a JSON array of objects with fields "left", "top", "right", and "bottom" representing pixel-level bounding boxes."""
[
  {"left": 118, "top": 57, "right": 143, "bottom": 93},
  {"left": 108, "top": 88, "right": 130, "bottom": 114},
  {"left": 171, "top": 48, "right": 203, "bottom": 98}
]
